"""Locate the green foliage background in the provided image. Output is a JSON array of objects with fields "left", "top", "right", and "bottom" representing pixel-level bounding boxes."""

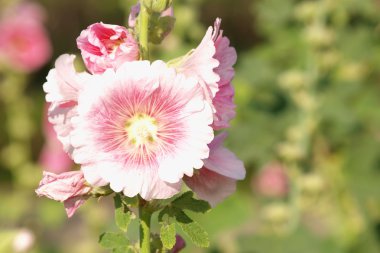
[{"left": 1, "top": 0, "right": 380, "bottom": 252}]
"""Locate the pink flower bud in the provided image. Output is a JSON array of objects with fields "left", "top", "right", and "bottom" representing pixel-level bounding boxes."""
[
  {"left": 76, "top": 22, "right": 139, "bottom": 74},
  {"left": 255, "top": 163, "right": 289, "bottom": 198},
  {"left": 35, "top": 171, "right": 91, "bottom": 217},
  {"left": 171, "top": 235, "right": 186, "bottom": 253}
]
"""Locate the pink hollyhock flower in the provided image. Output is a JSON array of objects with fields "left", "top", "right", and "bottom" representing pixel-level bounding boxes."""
[
  {"left": 171, "top": 235, "right": 186, "bottom": 253},
  {"left": 43, "top": 54, "right": 91, "bottom": 154},
  {"left": 65, "top": 60, "right": 213, "bottom": 200},
  {"left": 184, "top": 133, "right": 245, "bottom": 206},
  {"left": 39, "top": 103, "right": 73, "bottom": 174},
  {"left": 176, "top": 18, "right": 237, "bottom": 130},
  {"left": 255, "top": 163, "right": 289, "bottom": 198},
  {"left": 36, "top": 171, "right": 91, "bottom": 217},
  {"left": 128, "top": 3, "right": 174, "bottom": 28},
  {"left": 0, "top": 2, "right": 51, "bottom": 72},
  {"left": 77, "top": 23, "right": 139, "bottom": 74}
]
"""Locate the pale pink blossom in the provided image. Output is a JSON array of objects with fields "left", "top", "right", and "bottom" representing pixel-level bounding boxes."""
[
  {"left": 43, "top": 54, "right": 90, "bottom": 153},
  {"left": 128, "top": 3, "right": 174, "bottom": 28},
  {"left": 67, "top": 60, "right": 213, "bottom": 200},
  {"left": 77, "top": 23, "right": 139, "bottom": 74},
  {"left": 255, "top": 163, "right": 289, "bottom": 198},
  {"left": 184, "top": 133, "right": 245, "bottom": 206},
  {"left": 0, "top": 2, "right": 51, "bottom": 72},
  {"left": 36, "top": 171, "right": 91, "bottom": 217},
  {"left": 176, "top": 18, "right": 237, "bottom": 130},
  {"left": 39, "top": 103, "right": 73, "bottom": 174}
]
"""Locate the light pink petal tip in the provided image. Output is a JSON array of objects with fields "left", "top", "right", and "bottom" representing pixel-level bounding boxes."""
[{"left": 184, "top": 133, "right": 245, "bottom": 206}]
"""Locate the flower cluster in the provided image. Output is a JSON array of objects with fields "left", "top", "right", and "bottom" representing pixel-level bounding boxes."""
[{"left": 36, "top": 11, "right": 245, "bottom": 216}]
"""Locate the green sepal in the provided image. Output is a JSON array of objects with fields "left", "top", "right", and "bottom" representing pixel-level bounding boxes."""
[
  {"left": 174, "top": 210, "right": 209, "bottom": 248},
  {"left": 99, "top": 232, "right": 129, "bottom": 249},
  {"left": 148, "top": 14, "right": 176, "bottom": 44},
  {"left": 160, "top": 223, "right": 176, "bottom": 249},
  {"left": 172, "top": 191, "right": 211, "bottom": 213},
  {"left": 114, "top": 194, "right": 134, "bottom": 232}
]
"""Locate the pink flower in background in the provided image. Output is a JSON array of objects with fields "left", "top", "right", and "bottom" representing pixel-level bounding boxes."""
[
  {"left": 36, "top": 171, "right": 91, "bottom": 217},
  {"left": 184, "top": 133, "right": 245, "bottom": 206},
  {"left": 39, "top": 103, "right": 73, "bottom": 174},
  {"left": 176, "top": 18, "right": 237, "bottom": 130},
  {"left": 77, "top": 23, "right": 139, "bottom": 74},
  {"left": 255, "top": 163, "right": 289, "bottom": 198},
  {"left": 0, "top": 2, "right": 51, "bottom": 72},
  {"left": 68, "top": 60, "right": 213, "bottom": 200}
]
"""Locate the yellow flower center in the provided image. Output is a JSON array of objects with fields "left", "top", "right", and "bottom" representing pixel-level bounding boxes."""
[{"left": 125, "top": 114, "right": 158, "bottom": 147}]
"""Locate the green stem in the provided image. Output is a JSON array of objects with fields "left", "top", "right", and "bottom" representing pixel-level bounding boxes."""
[
  {"left": 139, "top": 3, "right": 150, "bottom": 60},
  {"left": 139, "top": 198, "right": 152, "bottom": 253}
]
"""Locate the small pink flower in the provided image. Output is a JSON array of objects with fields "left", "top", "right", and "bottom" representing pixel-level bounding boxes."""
[
  {"left": 77, "top": 22, "right": 139, "bottom": 74},
  {"left": 39, "top": 103, "right": 73, "bottom": 174},
  {"left": 0, "top": 3, "right": 51, "bottom": 72},
  {"left": 255, "top": 163, "right": 289, "bottom": 198},
  {"left": 184, "top": 133, "right": 245, "bottom": 206},
  {"left": 176, "top": 18, "right": 237, "bottom": 130},
  {"left": 66, "top": 60, "right": 213, "bottom": 200},
  {"left": 35, "top": 171, "right": 91, "bottom": 217}
]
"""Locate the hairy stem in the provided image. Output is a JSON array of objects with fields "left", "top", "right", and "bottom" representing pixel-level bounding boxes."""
[
  {"left": 139, "top": 3, "right": 150, "bottom": 59},
  {"left": 139, "top": 198, "right": 152, "bottom": 253}
]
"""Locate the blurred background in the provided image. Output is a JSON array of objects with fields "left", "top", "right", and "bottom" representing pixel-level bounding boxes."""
[{"left": 1, "top": 0, "right": 380, "bottom": 252}]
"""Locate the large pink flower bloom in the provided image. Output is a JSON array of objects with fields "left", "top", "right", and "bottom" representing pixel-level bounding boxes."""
[
  {"left": 176, "top": 18, "right": 237, "bottom": 130},
  {"left": 184, "top": 133, "right": 245, "bottom": 206},
  {"left": 36, "top": 171, "right": 91, "bottom": 217},
  {"left": 68, "top": 60, "right": 214, "bottom": 200},
  {"left": 0, "top": 2, "right": 51, "bottom": 72},
  {"left": 77, "top": 22, "right": 139, "bottom": 74}
]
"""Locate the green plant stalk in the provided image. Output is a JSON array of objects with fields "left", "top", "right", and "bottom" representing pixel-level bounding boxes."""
[
  {"left": 139, "top": 201, "right": 152, "bottom": 253},
  {"left": 139, "top": 3, "right": 150, "bottom": 59}
]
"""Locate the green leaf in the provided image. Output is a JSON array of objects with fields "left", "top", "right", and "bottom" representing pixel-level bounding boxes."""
[
  {"left": 112, "top": 247, "right": 131, "bottom": 253},
  {"left": 160, "top": 223, "right": 176, "bottom": 249},
  {"left": 149, "top": 15, "right": 176, "bottom": 44},
  {"left": 172, "top": 191, "right": 211, "bottom": 213},
  {"left": 99, "top": 232, "right": 129, "bottom": 249},
  {"left": 174, "top": 210, "right": 209, "bottom": 248},
  {"left": 114, "top": 195, "right": 132, "bottom": 232}
]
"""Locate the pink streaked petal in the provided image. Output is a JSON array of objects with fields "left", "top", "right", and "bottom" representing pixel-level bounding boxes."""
[
  {"left": 48, "top": 104, "right": 77, "bottom": 154},
  {"left": 43, "top": 54, "right": 87, "bottom": 104},
  {"left": 184, "top": 168, "right": 236, "bottom": 207},
  {"left": 204, "top": 133, "right": 245, "bottom": 180},
  {"left": 176, "top": 26, "right": 220, "bottom": 103},
  {"left": 211, "top": 83, "right": 236, "bottom": 130},
  {"left": 64, "top": 196, "right": 88, "bottom": 218}
]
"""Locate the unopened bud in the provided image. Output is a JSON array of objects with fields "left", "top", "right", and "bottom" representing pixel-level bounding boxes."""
[{"left": 142, "top": 0, "right": 172, "bottom": 13}]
